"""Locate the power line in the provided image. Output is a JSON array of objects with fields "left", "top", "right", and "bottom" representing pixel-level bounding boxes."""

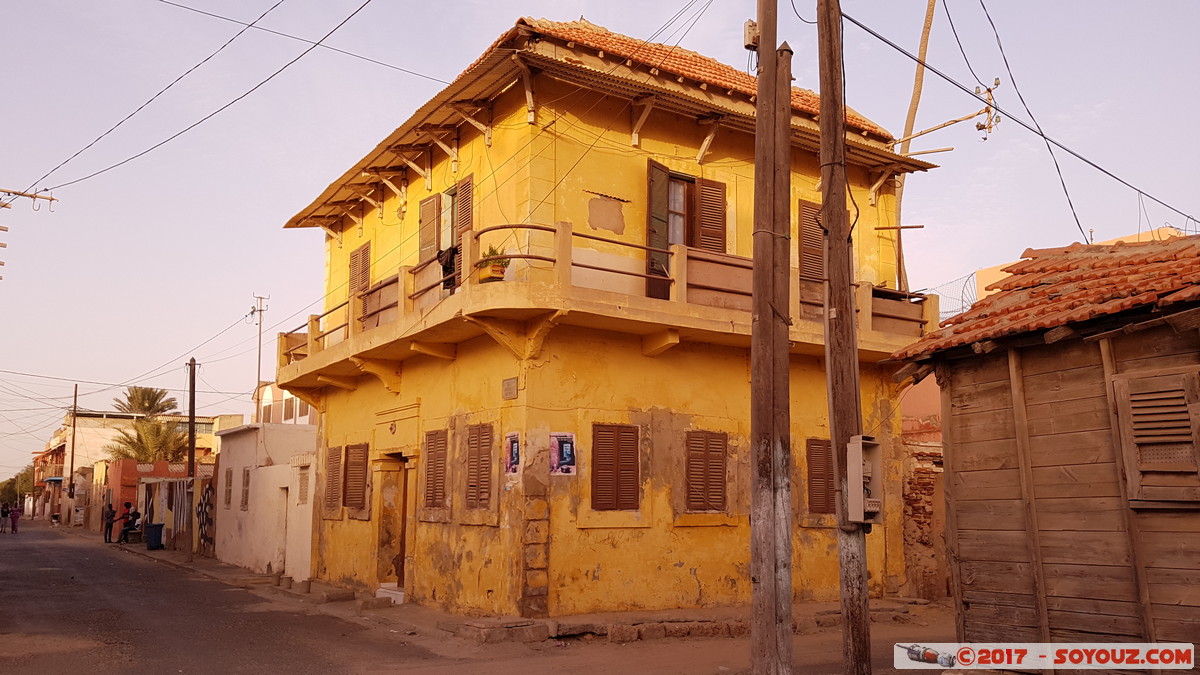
[
  {"left": 156, "top": 0, "right": 450, "bottom": 86},
  {"left": 839, "top": 11, "right": 1199, "bottom": 228},
  {"left": 0, "top": 369, "right": 248, "bottom": 396},
  {"left": 789, "top": 0, "right": 817, "bottom": 25},
  {"left": 46, "top": 0, "right": 375, "bottom": 192},
  {"left": 940, "top": 0, "right": 987, "bottom": 89},
  {"left": 976, "top": 0, "right": 1086, "bottom": 241},
  {"left": 10, "top": 0, "right": 287, "bottom": 200}
]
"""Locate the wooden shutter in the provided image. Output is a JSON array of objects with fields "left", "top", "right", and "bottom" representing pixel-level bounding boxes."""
[
  {"left": 298, "top": 466, "right": 309, "bottom": 505},
  {"left": 419, "top": 194, "right": 441, "bottom": 262},
  {"left": 454, "top": 175, "right": 473, "bottom": 289},
  {"left": 693, "top": 179, "right": 727, "bottom": 253},
  {"left": 806, "top": 438, "right": 836, "bottom": 514},
  {"left": 350, "top": 243, "right": 371, "bottom": 294},
  {"left": 645, "top": 160, "right": 671, "bottom": 299},
  {"left": 799, "top": 200, "right": 824, "bottom": 281},
  {"left": 1115, "top": 372, "right": 1200, "bottom": 502},
  {"left": 424, "top": 430, "right": 448, "bottom": 508},
  {"left": 342, "top": 443, "right": 369, "bottom": 509},
  {"left": 325, "top": 446, "right": 342, "bottom": 510},
  {"left": 283, "top": 397, "right": 295, "bottom": 421},
  {"left": 685, "top": 431, "right": 727, "bottom": 511},
  {"left": 224, "top": 467, "right": 233, "bottom": 507},
  {"left": 241, "top": 467, "right": 251, "bottom": 510},
  {"left": 465, "top": 423, "right": 492, "bottom": 509},
  {"left": 593, "top": 424, "right": 640, "bottom": 510}
]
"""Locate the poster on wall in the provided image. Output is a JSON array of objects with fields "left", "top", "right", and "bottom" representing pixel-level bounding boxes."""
[
  {"left": 550, "top": 432, "right": 576, "bottom": 475},
  {"left": 505, "top": 432, "right": 520, "bottom": 474}
]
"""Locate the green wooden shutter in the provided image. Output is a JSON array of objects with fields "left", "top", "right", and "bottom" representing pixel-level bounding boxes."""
[{"left": 646, "top": 161, "right": 671, "bottom": 299}]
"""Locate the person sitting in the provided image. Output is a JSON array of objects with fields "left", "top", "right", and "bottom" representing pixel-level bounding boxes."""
[{"left": 116, "top": 508, "right": 141, "bottom": 544}]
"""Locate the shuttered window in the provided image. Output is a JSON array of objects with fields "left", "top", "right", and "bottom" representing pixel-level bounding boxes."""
[
  {"left": 465, "top": 424, "right": 493, "bottom": 509},
  {"left": 453, "top": 175, "right": 473, "bottom": 289},
  {"left": 806, "top": 438, "right": 836, "bottom": 514},
  {"left": 419, "top": 194, "right": 441, "bottom": 262},
  {"left": 224, "top": 467, "right": 233, "bottom": 508},
  {"left": 325, "top": 446, "right": 342, "bottom": 510},
  {"left": 298, "top": 466, "right": 309, "bottom": 505},
  {"left": 685, "top": 431, "right": 727, "bottom": 511},
  {"left": 799, "top": 200, "right": 824, "bottom": 281},
  {"left": 240, "top": 467, "right": 251, "bottom": 510},
  {"left": 424, "top": 430, "right": 448, "bottom": 508},
  {"left": 646, "top": 161, "right": 672, "bottom": 299},
  {"left": 1115, "top": 371, "right": 1200, "bottom": 503},
  {"left": 349, "top": 242, "right": 371, "bottom": 295},
  {"left": 342, "top": 443, "right": 369, "bottom": 509},
  {"left": 694, "top": 178, "right": 726, "bottom": 253},
  {"left": 592, "top": 424, "right": 640, "bottom": 511},
  {"left": 283, "top": 397, "right": 295, "bottom": 421}
]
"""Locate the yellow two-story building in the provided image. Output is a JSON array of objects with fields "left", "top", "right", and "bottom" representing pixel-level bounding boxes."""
[{"left": 277, "top": 17, "right": 938, "bottom": 618}]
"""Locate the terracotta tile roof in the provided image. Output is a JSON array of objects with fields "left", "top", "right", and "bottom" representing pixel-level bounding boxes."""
[
  {"left": 516, "top": 17, "right": 891, "bottom": 139},
  {"left": 895, "top": 234, "right": 1200, "bottom": 360}
]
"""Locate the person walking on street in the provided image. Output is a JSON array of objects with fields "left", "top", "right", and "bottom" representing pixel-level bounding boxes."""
[
  {"left": 11, "top": 505, "right": 21, "bottom": 533},
  {"left": 0, "top": 503, "right": 9, "bottom": 533},
  {"left": 102, "top": 503, "right": 116, "bottom": 543}
]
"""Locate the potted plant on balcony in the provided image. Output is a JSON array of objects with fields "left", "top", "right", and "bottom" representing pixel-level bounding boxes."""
[{"left": 477, "top": 244, "right": 510, "bottom": 283}]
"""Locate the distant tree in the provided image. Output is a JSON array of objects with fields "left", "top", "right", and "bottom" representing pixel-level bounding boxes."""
[
  {"left": 0, "top": 464, "right": 34, "bottom": 505},
  {"left": 105, "top": 420, "right": 187, "bottom": 462},
  {"left": 112, "top": 386, "right": 178, "bottom": 417}
]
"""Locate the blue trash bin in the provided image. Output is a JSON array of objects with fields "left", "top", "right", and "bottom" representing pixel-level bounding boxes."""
[{"left": 144, "top": 523, "right": 165, "bottom": 550}]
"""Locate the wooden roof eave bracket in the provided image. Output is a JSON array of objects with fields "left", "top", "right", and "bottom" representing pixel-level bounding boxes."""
[
  {"left": 868, "top": 165, "right": 900, "bottom": 206},
  {"left": 302, "top": 216, "right": 343, "bottom": 245},
  {"left": 451, "top": 103, "right": 492, "bottom": 147},
  {"left": 362, "top": 168, "right": 408, "bottom": 219},
  {"left": 631, "top": 95, "right": 655, "bottom": 147},
  {"left": 696, "top": 115, "right": 721, "bottom": 164},
  {"left": 391, "top": 149, "right": 431, "bottom": 191},
  {"left": 330, "top": 202, "right": 364, "bottom": 234},
  {"left": 345, "top": 184, "right": 381, "bottom": 210},
  {"left": 420, "top": 130, "right": 458, "bottom": 174},
  {"left": 511, "top": 54, "right": 536, "bottom": 125}
]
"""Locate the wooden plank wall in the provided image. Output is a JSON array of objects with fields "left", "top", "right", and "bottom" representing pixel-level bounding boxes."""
[
  {"left": 1110, "top": 325, "right": 1200, "bottom": 643},
  {"left": 943, "top": 352, "right": 1042, "bottom": 643}
]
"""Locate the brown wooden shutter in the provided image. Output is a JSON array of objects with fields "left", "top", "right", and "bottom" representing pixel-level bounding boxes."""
[
  {"left": 1115, "top": 372, "right": 1200, "bottom": 502},
  {"left": 325, "top": 446, "right": 342, "bottom": 510},
  {"left": 693, "top": 178, "right": 727, "bottom": 254},
  {"left": 298, "top": 466, "right": 309, "bottom": 505},
  {"left": 806, "top": 438, "right": 836, "bottom": 514},
  {"left": 350, "top": 243, "right": 371, "bottom": 294},
  {"left": 646, "top": 160, "right": 671, "bottom": 299},
  {"left": 593, "top": 424, "right": 640, "bottom": 510},
  {"left": 424, "top": 430, "right": 448, "bottom": 508},
  {"left": 342, "top": 443, "right": 369, "bottom": 509},
  {"left": 685, "top": 431, "right": 727, "bottom": 511},
  {"left": 615, "top": 425, "right": 640, "bottom": 509},
  {"left": 224, "top": 467, "right": 233, "bottom": 507},
  {"left": 454, "top": 175, "right": 473, "bottom": 289},
  {"left": 465, "top": 423, "right": 492, "bottom": 509},
  {"left": 419, "top": 194, "right": 441, "bottom": 261},
  {"left": 799, "top": 200, "right": 825, "bottom": 281},
  {"left": 241, "top": 467, "right": 251, "bottom": 510}
]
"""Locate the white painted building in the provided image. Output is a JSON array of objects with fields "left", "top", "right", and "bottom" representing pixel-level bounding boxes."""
[{"left": 214, "top": 422, "right": 317, "bottom": 580}]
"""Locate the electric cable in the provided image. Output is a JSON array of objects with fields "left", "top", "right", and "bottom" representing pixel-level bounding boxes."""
[
  {"left": 839, "top": 11, "right": 1198, "bottom": 230},
  {"left": 46, "top": 0, "right": 375, "bottom": 192},
  {"left": 0, "top": 369, "right": 247, "bottom": 396},
  {"left": 976, "top": 0, "right": 1086, "bottom": 242},
  {"left": 789, "top": 0, "right": 817, "bottom": 25},
  {"left": 10, "top": 0, "right": 288, "bottom": 199},
  {"left": 941, "top": 0, "right": 987, "bottom": 89}
]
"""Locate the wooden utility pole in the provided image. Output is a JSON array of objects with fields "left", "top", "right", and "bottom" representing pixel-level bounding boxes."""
[
  {"left": 750, "top": 0, "right": 794, "bottom": 672},
  {"left": 251, "top": 294, "right": 269, "bottom": 422},
  {"left": 817, "top": 0, "right": 872, "bottom": 672},
  {"left": 186, "top": 357, "right": 197, "bottom": 562},
  {"left": 893, "top": 0, "right": 938, "bottom": 292},
  {"left": 67, "top": 384, "right": 78, "bottom": 500}
]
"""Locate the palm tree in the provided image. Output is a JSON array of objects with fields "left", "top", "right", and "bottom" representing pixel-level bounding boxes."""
[
  {"left": 112, "top": 386, "right": 178, "bottom": 416},
  {"left": 105, "top": 419, "right": 187, "bottom": 462}
]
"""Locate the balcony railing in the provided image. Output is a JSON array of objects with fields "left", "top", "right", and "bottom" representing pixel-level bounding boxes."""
[{"left": 279, "top": 220, "right": 932, "bottom": 368}]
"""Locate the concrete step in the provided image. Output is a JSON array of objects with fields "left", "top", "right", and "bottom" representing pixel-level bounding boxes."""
[{"left": 374, "top": 583, "right": 405, "bottom": 605}]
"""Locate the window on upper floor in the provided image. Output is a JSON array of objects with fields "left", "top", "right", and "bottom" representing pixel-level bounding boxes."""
[
  {"left": 646, "top": 161, "right": 726, "bottom": 298},
  {"left": 798, "top": 199, "right": 825, "bottom": 281}
]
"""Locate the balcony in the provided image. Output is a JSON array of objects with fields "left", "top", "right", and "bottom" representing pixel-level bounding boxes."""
[{"left": 278, "top": 222, "right": 936, "bottom": 389}]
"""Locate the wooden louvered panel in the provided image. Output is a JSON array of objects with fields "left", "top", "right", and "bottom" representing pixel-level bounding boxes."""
[
  {"left": 645, "top": 160, "right": 671, "bottom": 299},
  {"left": 592, "top": 425, "right": 619, "bottom": 510},
  {"left": 694, "top": 178, "right": 727, "bottom": 254},
  {"left": 1116, "top": 373, "right": 1200, "bottom": 501},
  {"left": 325, "top": 446, "right": 342, "bottom": 510},
  {"left": 798, "top": 200, "right": 824, "bottom": 281},
  {"left": 419, "top": 195, "right": 441, "bottom": 261},
  {"left": 806, "top": 438, "right": 836, "bottom": 514},
  {"left": 465, "top": 424, "right": 493, "bottom": 510},
  {"left": 465, "top": 429, "right": 480, "bottom": 509},
  {"left": 224, "top": 467, "right": 233, "bottom": 507},
  {"left": 424, "top": 430, "right": 447, "bottom": 508},
  {"left": 298, "top": 466, "right": 309, "bottom": 505},
  {"left": 343, "top": 444, "right": 369, "bottom": 509},
  {"left": 685, "top": 431, "right": 727, "bottom": 511},
  {"left": 454, "top": 176, "right": 473, "bottom": 289},
  {"left": 615, "top": 425, "right": 640, "bottom": 510}
]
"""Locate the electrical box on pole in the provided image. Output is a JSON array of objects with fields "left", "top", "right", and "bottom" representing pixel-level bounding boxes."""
[{"left": 846, "top": 435, "right": 882, "bottom": 525}]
